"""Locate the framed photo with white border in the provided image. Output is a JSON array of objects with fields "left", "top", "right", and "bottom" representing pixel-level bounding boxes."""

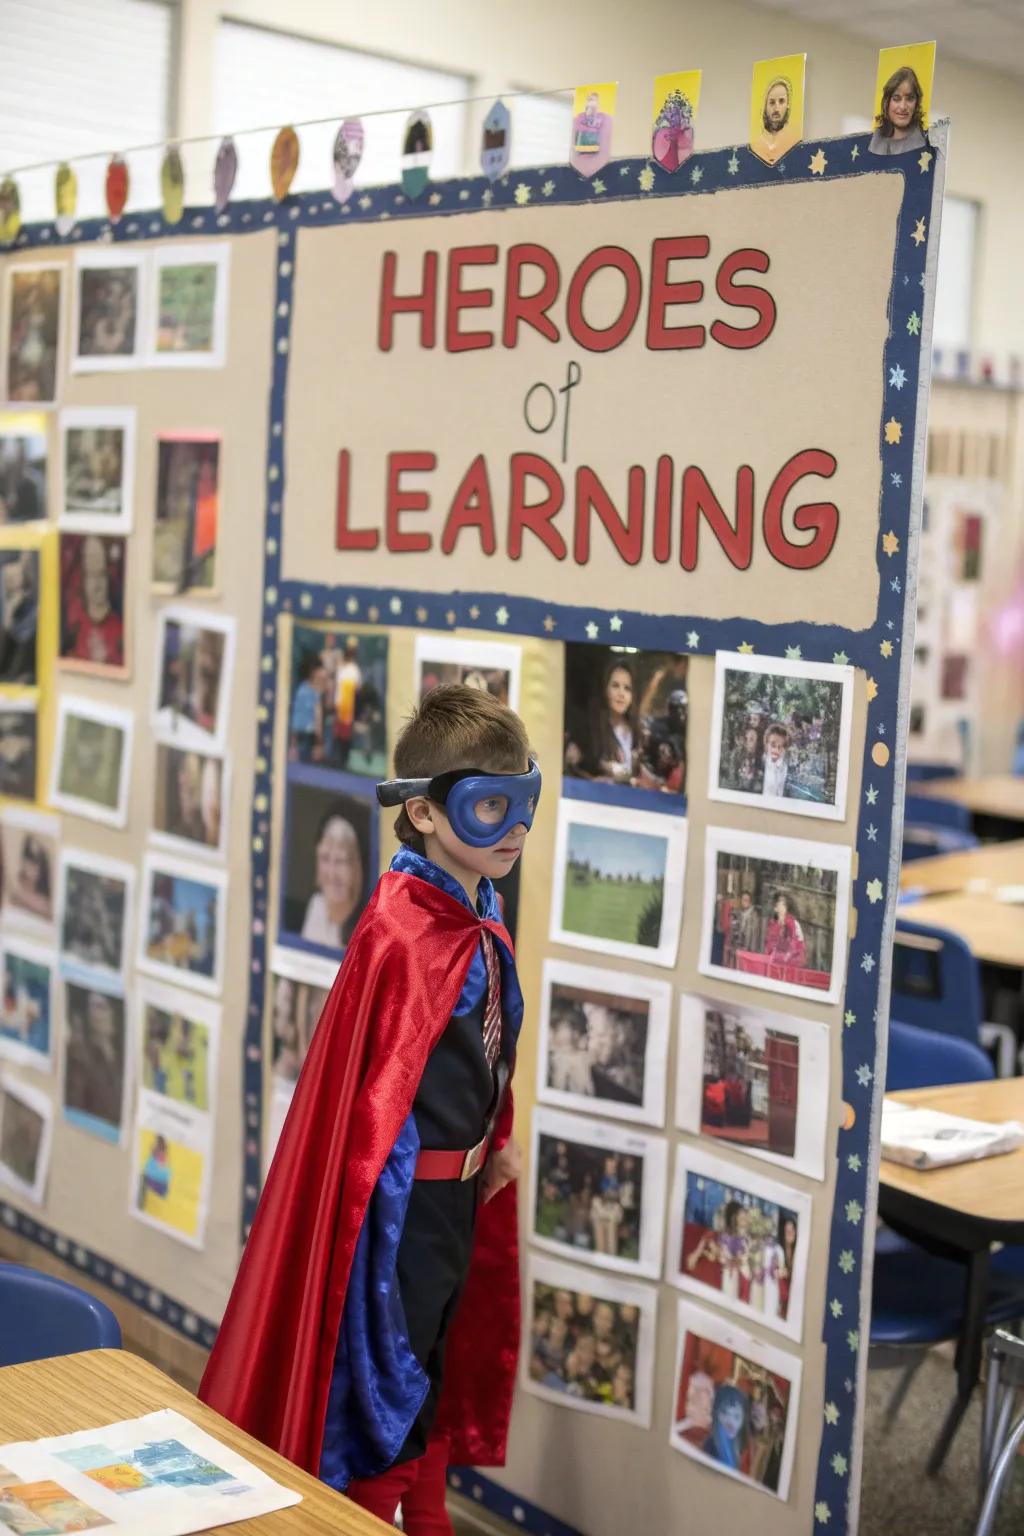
[
  {"left": 58, "top": 405, "right": 136, "bottom": 532},
  {"left": 0, "top": 1072, "right": 53, "bottom": 1205},
  {"left": 50, "top": 695, "right": 133, "bottom": 829},
  {"left": 147, "top": 242, "right": 230, "bottom": 369},
  {"left": 152, "top": 605, "right": 237, "bottom": 754},
  {"left": 0, "top": 935, "right": 57, "bottom": 1072},
  {"left": 2, "top": 261, "right": 65, "bottom": 408},
  {"left": 137, "top": 853, "right": 228, "bottom": 998},
  {"left": 70, "top": 248, "right": 146, "bottom": 373},
  {"left": 414, "top": 634, "right": 522, "bottom": 713},
  {"left": 57, "top": 848, "right": 135, "bottom": 980}
]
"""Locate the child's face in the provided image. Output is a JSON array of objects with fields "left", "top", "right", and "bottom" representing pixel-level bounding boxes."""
[
  {"left": 411, "top": 758, "right": 533, "bottom": 886},
  {"left": 766, "top": 734, "right": 786, "bottom": 762}
]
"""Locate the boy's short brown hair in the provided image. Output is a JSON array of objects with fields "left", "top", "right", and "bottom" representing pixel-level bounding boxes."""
[{"left": 392, "top": 683, "right": 531, "bottom": 851}]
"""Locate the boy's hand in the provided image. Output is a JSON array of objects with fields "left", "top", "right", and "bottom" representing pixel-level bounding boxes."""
[{"left": 481, "top": 1137, "right": 522, "bottom": 1203}]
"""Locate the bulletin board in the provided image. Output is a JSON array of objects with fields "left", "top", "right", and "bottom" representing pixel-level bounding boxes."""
[{"left": 0, "top": 117, "right": 946, "bottom": 1536}]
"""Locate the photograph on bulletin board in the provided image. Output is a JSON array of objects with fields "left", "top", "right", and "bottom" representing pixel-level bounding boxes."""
[
  {"left": 0, "top": 936, "right": 56, "bottom": 1073},
  {"left": 414, "top": 634, "right": 520, "bottom": 714},
  {"left": 153, "top": 434, "right": 220, "bottom": 594},
  {"left": 50, "top": 695, "right": 133, "bottom": 828},
  {"left": 289, "top": 624, "right": 387, "bottom": 776},
  {"left": 0, "top": 1073, "right": 52, "bottom": 1206},
  {"left": 0, "top": 413, "right": 48, "bottom": 525},
  {"left": 71, "top": 247, "right": 145, "bottom": 371},
  {"left": 137, "top": 854, "right": 227, "bottom": 999},
  {"left": 0, "top": 700, "right": 39, "bottom": 804},
  {"left": 138, "top": 979, "right": 220, "bottom": 1115},
  {"left": 57, "top": 532, "right": 128, "bottom": 676},
  {"left": 151, "top": 741, "right": 228, "bottom": 859},
  {"left": 562, "top": 644, "right": 688, "bottom": 807},
  {"left": 275, "top": 772, "right": 378, "bottom": 962},
  {"left": 153, "top": 607, "right": 236, "bottom": 754},
  {"left": 0, "top": 807, "right": 58, "bottom": 939},
  {"left": 58, "top": 850, "right": 133, "bottom": 979},
  {"left": 3, "top": 263, "right": 64, "bottom": 405},
  {"left": 0, "top": 545, "right": 39, "bottom": 686},
  {"left": 60, "top": 971, "right": 129, "bottom": 1147},
  {"left": 149, "top": 243, "right": 230, "bottom": 369},
  {"left": 130, "top": 1094, "right": 212, "bottom": 1250},
  {"left": 59, "top": 407, "right": 135, "bottom": 532}
]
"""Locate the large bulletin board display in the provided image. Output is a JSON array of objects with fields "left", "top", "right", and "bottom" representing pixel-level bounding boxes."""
[{"left": 0, "top": 121, "right": 946, "bottom": 1536}]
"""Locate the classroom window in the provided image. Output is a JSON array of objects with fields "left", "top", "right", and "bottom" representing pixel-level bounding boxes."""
[{"left": 932, "top": 195, "right": 978, "bottom": 354}]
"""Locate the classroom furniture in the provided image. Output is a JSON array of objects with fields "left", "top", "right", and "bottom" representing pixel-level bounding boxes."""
[
  {"left": 890, "top": 920, "right": 983, "bottom": 1048},
  {"left": 884, "top": 1019, "right": 993, "bottom": 1092},
  {"left": 906, "top": 792, "right": 973, "bottom": 833},
  {"left": 896, "top": 893, "right": 1024, "bottom": 973},
  {"left": 878, "top": 1078, "right": 1024, "bottom": 1474},
  {"left": 899, "top": 839, "right": 1024, "bottom": 897},
  {"left": 0, "top": 1263, "right": 121, "bottom": 1367},
  {"left": 977, "top": 1328, "right": 1024, "bottom": 1535},
  {"left": 913, "top": 775, "right": 1024, "bottom": 840},
  {"left": 0, "top": 1348, "right": 388, "bottom": 1533},
  {"left": 906, "top": 762, "right": 959, "bottom": 783}
]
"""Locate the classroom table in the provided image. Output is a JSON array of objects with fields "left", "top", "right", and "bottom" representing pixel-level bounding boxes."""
[
  {"left": 914, "top": 775, "right": 1024, "bottom": 840},
  {"left": 0, "top": 1348, "right": 389, "bottom": 1534},
  {"left": 899, "top": 839, "right": 1024, "bottom": 898},
  {"left": 878, "top": 1078, "right": 1024, "bottom": 1473},
  {"left": 896, "top": 892, "right": 1024, "bottom": 972}
]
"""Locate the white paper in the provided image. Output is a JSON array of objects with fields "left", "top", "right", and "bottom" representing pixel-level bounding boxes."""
[
  {"left": 152, "top": 607, "right": 237, "bottom": 755},
  {"left": 137, "top": 854, "right": 228, "bottom": 999},
  {"left": 676, "top": 992, "right": 830, "bottom": 1182},
  {"left": 50, "top": 695, "right": 134, "bottom": 829},
  {"left": 536, "top": 958, "right": 671, "bottom": 1128},
  {"left": 57, "top": 848, "right": 135, "bottom": 979},
  {"left": 550, "top": 799, "right": 687, "bottom": 969},
  {"left": 70, "top": 248, "right": 147, "bottom": 374},
  {"left": 0, "top": 936, "right": 56, "bottom": 1072},
  {"left": 58, "top": 406, "right": 137, "bottom": 531},
  {"left": 0, "top": 1074, "right": 53, "bottom": 1207},
  {"left": 147, "top": 243, "right": 231, "bottom": 369},
  {"left": 0, "top": 807, "right": 59, "bottom": 940},
  {"left": 530, "top": 1107, "right": 668, "bottom": 1279},
  {"left": 880, "top": 1098, "right": 1024, "bottom": 1170},
  {"left": 0, "top": 1408, "right": 299, "bottom": 1534},
  {"left": 413, "top": 634, "right": 522, "bottom": 713}
]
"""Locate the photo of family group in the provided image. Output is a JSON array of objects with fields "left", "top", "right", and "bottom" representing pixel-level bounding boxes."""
[
  {"left": 58, "top": 853, "right": 133, "bottom": 977},
  {"left": 524, "top": 1255, "right": 655, "bottom": 1427},
  {"left": 153, "top": 434, "right": 220, "bottom": 593},
  {"left": 0, "top": 702, "right": 37, "bottom": 801},
  {"left": 677, "top": 994, "right": 830, "bottom": 1181},
  {"left": 671, "top": 1300, "right": 801, "bottom": 1500},
  {"left": 563, "top": 643, "right": 688, "bottom": 802},
  {"left": 277, "top": 776, "right": 376, "bottom": 962},
  {"left": 60, "top": 408, "right": 134, "bottom": 530},
  {"left": 138, "top": 855, "right": 227, "bottom": 997},
  {"left": 709, "top": 652, "right": 854, "bottom": 821},
  {"left": 0, "top": 940, "right": 54, "bottom": 1072},
  {"left": 61, "top": 975, "right": 127, "bottom": 1145},
  {"left": 4, "top": 265, "right": 62, "bottom": 404},
  {"left": 51, "top": 696, "right": 132, "bottom": 827},
  {"left": 72, "top": 251, "right": 143, "bottom": 368},
  {"left": 415, "top": 635, "right": 521, "bottom": 713},
  {"left": 531, "top": 1108, "right": 667, "bottom": 1278},
  {"left": 0, "top": 808, "right": 57, "bottom": 936},
  {"left": 551, "top": 801, "right": 687, "bottom": 969},
  {"left": 0, "top": 1075, "right": 51, "bottom": 1205},
  {"left": 153, "top": 607, "right": 235, "bottom": 753},
  {"left": 58, "top": 532, "right": 128, "bottom": 674},
  {"left": 667, "top": 1146, "right": 811, "bottom": 1342},
  {"left": 0, "top": 416, "right": 47, "bottom": 524},
  {"left": 700, "top": 827, "right": 852, "bottom": 1004},
  {"left": 537, "top": 960, "right": 671, "bottom": 1127},
  {"left": 140, "top": 981, "right": 219, "bottom": 1113},
  {"left": 288, "top": 625, "right": 388, "bottom": 776}
]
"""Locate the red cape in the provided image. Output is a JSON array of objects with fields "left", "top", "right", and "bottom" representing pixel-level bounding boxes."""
[{"left": 199, "top": 871, "right": 520, "bottom": 1473}]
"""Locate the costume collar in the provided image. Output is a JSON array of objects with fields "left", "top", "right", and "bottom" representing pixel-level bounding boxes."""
[{"left": 390, "top": 845, "right": 500, "bottom": 923}]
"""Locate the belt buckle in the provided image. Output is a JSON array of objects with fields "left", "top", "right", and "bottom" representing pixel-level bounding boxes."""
[{"left": 461, "top": 1136, "right": 486, "bottom": 1181}]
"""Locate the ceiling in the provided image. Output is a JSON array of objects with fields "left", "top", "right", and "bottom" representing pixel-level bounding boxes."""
[{"left": 743, "top": 0, "right": 1024, "bottom": 82}]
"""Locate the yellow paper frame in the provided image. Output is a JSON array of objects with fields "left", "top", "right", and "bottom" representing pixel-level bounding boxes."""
[
  {"left": 749, "top": 54, "right": 806, "bottom": 167},
  {"left": 874, "top": 42, "right": 936, "bottom": 133}
]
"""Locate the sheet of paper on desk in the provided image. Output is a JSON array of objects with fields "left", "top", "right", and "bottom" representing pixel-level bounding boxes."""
[
  {"left": 0, "top": 1408, "right": 301, "bottom": 1534},
  {"left": 881, "top": 1099, "right": 1024, "bottom": 1170}
]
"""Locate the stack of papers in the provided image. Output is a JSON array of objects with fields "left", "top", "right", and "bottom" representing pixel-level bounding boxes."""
[
  {"left": 881, "top": 1098, "right": 1024, "bottom": 1170},
  {"left": 0, "top": 1409, "right": 301, "bottom": 1535}
]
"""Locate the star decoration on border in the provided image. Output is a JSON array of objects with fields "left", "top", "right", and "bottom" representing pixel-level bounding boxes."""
[
  {"left": 824, "top": 1401, "right": 840, "bottom": 1426},
  {"left": 609, "top": 615, "right": 623, "bottom": 632},
  {"left": 638, "top": 166, "right": 655, "bottom": 192},
  {"left": 592, "top": 178, "right": 607, "bottom": 195},
  {"left": 809, "top": 148, "right": 827, "bottom": 175},
  {"left": 468, "top": 605, "right": 480, "bottom": 620},
  {"left": 686, "top": 630, "right": 700, "bottom": 649},
  {"left": 738, "top": 641, "right": 755, "bottom": 654},
  {"left": 880, "top": 639, "right": 894, "bottom": 658},
  {"left": 832, "top": 1453, "right": 849, "bottom": 1477},
  {"left": 844, "top": 1010, "right": 856, "bottom": 1027},
  {"left": 585, "top": 621, "right": 599, "bottom": 639},
  {"left": 495, "top": 606, "right": 509, "bottom": 626},
  {"left": 785, "top": 644, "right": 802, "bottom": 660},
  {"left": 866, "top": 676, "right": 878, "bottom": 701},
  {"left": 867, "top": 823, "right": 878, "bottom": 841},
  {"left": 891, "top": 471, "right": 903, "bottom": 487},
  {"left": 866, "top": 878, "right": 883, "bottom": 904},
  {"left": 856, "top": 1064, "right": 873, "bottom": 1087},
  {"left": 918, "top": 150, "right": 933, "bottom": 172},
  {"left": 543, "top": 615, "right": 556, "bottom": 633},
  {"left": 727, "top": 152, "right": 739, "bottom": 175},
  {"left": 832, "top": 650, "right": 848, "bottom": 665},
  {"left": 415, "top": 605, "right": 428, "bottom": 623},
  {"left": 861, "top": 952, "right": 876, "bottom": 973},
  {"left": 912, "top": 217, "right": 926, "bottom": 246},
  {"left": 514, "top": 184, "right": 531, "bottom": 206},
  {"left": 848, "top": 1329, "right": 861, "bottom": 1352},
  {"left": 907, "top": 311, "right": 922, "bottom": 336},
  {"left": 839, "top": 1250, "right": 855, "bottom": 1275},
  {"left": 815, "top": 1503, "right": 831, "bottom": 1526},
  {"left": 889, "top": 363, "right": 907, "bottom": 390},
  {"left": 884, "top": 417, "right": 902, "bottom": 446},
  {"left": 542, "top": 179, "right": 556, "bottom": 197},
  {"left": 846, "top": 1199, "right": 863, "bottom": 1224},
  {"left": 690, "top": 164, "right": 703, "bottom": 184},
  {"left": 830, "top": 1298, "right": 843, "bottom": 1318}
]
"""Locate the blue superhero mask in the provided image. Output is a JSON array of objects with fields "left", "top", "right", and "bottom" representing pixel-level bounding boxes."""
[{"left": 376, "top": 760, "right": 542, "bottom": 847}]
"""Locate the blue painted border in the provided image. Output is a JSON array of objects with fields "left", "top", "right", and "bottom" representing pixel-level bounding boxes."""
[{"left": 7, "top": 129, "right": 937, "bottom": 1534}]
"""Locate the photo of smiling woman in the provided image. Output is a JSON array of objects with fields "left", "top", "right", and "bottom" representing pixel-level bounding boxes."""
[
  {"left": 278, "top": 777, "right": 376, "bottom": 960},
  {"left": 869, "top": 64, "right": 928, "bottom": 155}
]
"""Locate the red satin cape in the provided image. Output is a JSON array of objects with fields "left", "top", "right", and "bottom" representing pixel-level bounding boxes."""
[{"left": 199, "top": 870, "right": 520, "bottom": 1474}]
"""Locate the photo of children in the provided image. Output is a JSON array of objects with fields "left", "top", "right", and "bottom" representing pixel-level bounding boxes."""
[
  {"left": 0, "top": 548, "right": 39, "bottom": 685},
  {"left": 58, "top": 533, "right": 127, "bottom": 673},
  {"left": 563, "top": 644, "right": 688, "bottom": 801},
  {"left": 289, "top": 625, "right": 387, "bottom": 776},
  {"left": 61, "top": 978, "right": 127, "bottom": 1144},
  {"left": 0, "top": 809, "right": 57, "bottom": 935},
  {"left": 415, "top": 636, "right": 520, "bottom": 713},
  {"left": 531, "top": 1108, "right": 667, "bottom": 1278},
  {"left": 700, "top": 827, "right": 851, "bottom": 1004},
  {"left": 4, "top": 266, "right": 62, "bottom": 403},
  {"left": 270, "top": 966, "right": 331, "bottom": 1088},
  {"left": 537, "top": 959, "right": 671, "bottom": 1126},
  {"left": 153, "top": 608, "right": 235, "bottom": 752},
  {"left": 153, "top": 435, "right": 220, "bottom": 592},
  {"left": 277, "top": 777, "right": 376, "bottom": 960},
  {"left": 152, "top": 253, "right": 226, "bottom": 361},
  {"left": 0, "top": 419, "right": 47, "bottom": 523},
  {"left": 152, "top": 743, "right": 225, "bottom": 856},
  {"left": 51, "top": 698, "right": 132, "bottom": 827},
  {"left": 138, "top": 856, "right": 226, "bottom": 997},
  {"left": 60, "top": 409, "right": 133, "bottom": 530},
  {"left": 140, "top": 983, "right": 217, "bottom": 1112},
  {"left": 133, "top": 1123, "right": 209, "bottom": 1246},
  {"left": 710, "top": 652, "right": 854, "bottom": 820},
  {"left": 59, "top": 855, "right": 132, "bottom": 976},
  {"left": 0, "top": 941, "right": 54, "bottom": 1071},
  {"left": 551, "top": 801, "right": 687, "bottom": 969},
  {"left": 75, "top": 260, "right": 140, "bottom": 360},
  {"left": 524, "top": 1256, "right": 655, "bottom": 1426},
  {"left": 671, "top": 1300, "right": 802, "bottom": 1500},
  {"left": 0, "top": 703, "right": 37, "bottom": 801},
  {"left": 0, "top": 1076, "right": 51, "bottom": 1204},
  {"left": 668, "top": 1146, "right": 811, "bottom": 1342}
]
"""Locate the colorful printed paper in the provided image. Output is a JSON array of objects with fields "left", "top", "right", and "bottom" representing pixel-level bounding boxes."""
[
  {"left": 213, "top": 136, "right": 238, "bottom": 213},
  {"left": 270, "top": 126, "right": 299, "bottom": 201},
  {"left": 0, "top": 178, "right": 20, "bottom": 246},
  {"left": 160, "top": 146, "right": 185, "bottom": 226},
  {"left": 480, "top": 99, "right": 511, "bottom": 182},
  {"left": 651, "top": 71, "right": 701, "bottom": 172},
  {"left": 749, "top": 54, "right": 805, "bottom": 167},
  {"left": 570, "top": 83, "right": 617, "bottom": 176},
  {"left": 55, "top": 162, "right": 78, "bottom": 237},
  {"left": 104, "top": 155, "right": 128, "bottom": 222},
  {"left": 400, "top": 110, "right": 433, "bottom": 200},
  {"left": 331, "top": 119, "right": 363, "bottom": 206}
]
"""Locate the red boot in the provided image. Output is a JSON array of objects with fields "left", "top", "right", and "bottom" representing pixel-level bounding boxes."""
[
  {"left": 346, "top": 1460, "right": 420, "bottom": 1526},
  {"left": 399, "top": 1432, "right": 454, "bottom": 1536}
]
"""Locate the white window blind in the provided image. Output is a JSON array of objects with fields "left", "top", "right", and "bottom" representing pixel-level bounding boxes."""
[
  {"left": 211, "top": 22, "right": 472, "bottom": 200},
  {"left": 508, "top": 91, "right": 574, "bottom": 170},
  {"left": 933, "top": 195, "right": 978, "bottom": 353},
  {"left": 0, "top": 0, "right": 173, "bottom": 223}
]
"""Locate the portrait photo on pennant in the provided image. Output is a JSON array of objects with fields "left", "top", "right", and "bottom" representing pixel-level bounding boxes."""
[
  {"left": 72, "top": 249, "right": 144, "bottom": 369},
  {"left": 137, "top": 853, "right": 227, "bottom": 998},
  {"left": 153, "top": 434, "right": 220, "bottom": 593},
  {"left": 58, "top": 851, "right": 133, "bottom": 978},
  {"left": 151, "top": 742, "right": 227, "bottom": 858},
  {"left": 0, "top": 415, "right": 47, "bottom": 524},
  {"left": 550, "top": 799, "right": 687, "bottom": 969},
  {"left": 289, "top": 623, "right": 388, "bottom": 776},
  {"left": 4, "top": 265, "right": 63, "bottom": 404},
  {"left": 0, "top": 1073, "right": 52, "bottom": 1205},
  {"left": 709, "top": 651, "right": 854, "bottom": 820},
  {"left": 699, "top": 826, "right": 852, "bottom": 1004},
  {"left": 666, "top": 1144, "right": 812, "bottom": 1344},
  {"left": 0, "top": 937, "right": 56, "bottom": 1072},
  {"left": 523, "top": 1253, "right": 656, "bottom": 1428},
  {"left": 0, "top": 546, "right": 39, "bottom": 686},
  {"left": 139, "top": 979, "right": 220, "bottom": 1114},
  {"left": 0, "top": 700, "right": 37, "bottom": 802},
  {"left": 414, "top": 634, "right": 521, "bottom": 714},
  {"left": 562, "top": 644, "right": 688, "bottom": 804},
  {"left": 276, "top": 773, "right": 377, "bottom": 961},
  {"left": 153, "top": 607, "right": 235, "bottom": 753},
  {"left": 676, "top": 993, "right": 830, "bottom": 1182},
  {"left": 530, "top": 1106, "right": 668, "bottom": 1279},
  {"left": 0, "top": 807, "right": 58, "bottom": 938},
  {"left": 60, "top": 972, "right": 128, "bottom": 1147},
  {"left": 51, "top": 697, "right": 133, "bottom": 828},
  {"left": 59, "top": 407, "right": 135, "bottom": 531},
  {"left": 536, "top": 958, "right": 671, "bottom": 1127},
  {"left": 58, "top": 532, "right": 128, "bottom": 676},
  {"left": 670, "top": 1299, "right": 802, "bottom": 1501}
]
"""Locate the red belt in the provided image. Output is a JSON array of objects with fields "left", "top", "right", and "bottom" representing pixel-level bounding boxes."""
[{"left": 415, "top": 1135, "right": 489, "bottom": 1182}]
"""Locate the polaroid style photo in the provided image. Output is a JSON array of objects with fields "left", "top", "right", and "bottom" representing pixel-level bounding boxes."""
[
  {"left": 276, "top": 773, "right": 378, "bottom": 963},
  {"left": 0, "top": 1073, "right": 53, "bottom": 1205},
  {"left": 676, "top": 993, "right": 830, "bottom": 1182},
  {"left": 3, "top": 263, "right": 64, "bottom": 406},
  {"left": 130, "top": 1094, "right": 213, "bottom": 1250},
  {"left": 151, "top": 741, "right": 228, "bottom": 860},
  {"left": 138, "top": 853, "right": 228, "bottom": 998},
  {"left": 266, "top": 950, "right": 336, "bottom": 1173},
  {"left": 563, "top": 643, "right": 688, "bottom": 804},
  {"left": 530, "top": 1107, "right": 668, "bottom": 1279},
  {"left": 148, "top": 243, "right": 230, "bottom": 369},
  {"left": 290, "top": 624, "right": 389, "bottom": 777},
  {"left": 153, "top": 433, "right": 220, "bottom": 594},
  {"left": 550, "top": 799, "right": 687, "bottom": 969},
  {"left": 59, "top": 406, "right": 135, "bottom": 532},
  {"left": 414, "top": 635, "right": 521, "bottom": 713},
  {"left": 0, "top": 544, "right": 40, "bottom": 686},
  {"left": 60, "top": 968, "right": 129, "bottom": 1145},
  {"left": 536, "top": 958, "right": 671, "bottom": 1127},
  {"left": 0, "top": 807, "right": 58, "bottom": 937},
  {"left": 0, "top": 411, "right": 48, "bottom": 524},
  {"left": 152, "top": 606, "right": 236, "bottom": 753},
  {"left": 670, "top": 1298, "right": 802, "bottom": 1501},
  {"left": 57, "top": 532, "right": 128, "bottom": 676},
  {"left": 709, "top": 651, "right": 854, "bottom": 822},
  {"left": 522, "top": 1252, "right": 657, "bottom": 1428},
  {"left": 137, "top": 978, "right": 221, "bottom": 1114},
  {"left": 58, "top": 849, "right": 134, "bottom": 978},
  {"left": 0, "top": 699, "right": 39, "bottom": 802},
  {"left": 50, "top": 695, "right": 133, "bottom": 827},
  {"left": 666, "top": 1144, "right": 812, "bottom": 1344},
  {"left": 699, "top": 826, "right": 852, "bottom": 1004},
  {"left": 71, "top": 248, "right": 145, "bottom": 372},
  {"left": 0, "top": 936, "right": 56, "bottom": 1072}
]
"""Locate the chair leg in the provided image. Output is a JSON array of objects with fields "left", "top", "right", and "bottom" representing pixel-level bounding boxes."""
[
  {"left": 884, "top": 1354, "right": 929, "bottom": 1428},
  {"left": 976, "top": 1411, "right": 1024, "bottom": 1536}
]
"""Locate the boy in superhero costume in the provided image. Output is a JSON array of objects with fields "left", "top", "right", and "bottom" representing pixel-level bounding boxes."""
[{"left": 199, "top": 685, "right": 540, "bottom": 1533}]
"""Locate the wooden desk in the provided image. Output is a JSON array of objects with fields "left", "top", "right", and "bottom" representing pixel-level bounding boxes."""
[
  {"left": 899, "top": 839, "right": 1024, "bottom": 897},
  {"left": 0, "top": 1349, "right": 388, "bottom": 1534},
  {"left": 896, "top": 891, "right": 1024, "bottom": 970},
  {"left": 915, "top": 775, "right": 1024, "bottom": 827}
]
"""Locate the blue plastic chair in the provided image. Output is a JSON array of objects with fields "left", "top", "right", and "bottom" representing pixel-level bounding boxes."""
[
  {"left": 902, "top": 824, "right": 980, "bottom": 863},
  {"left": 885, "top": 1018, "right": 993, "bottom": 1090},
  {"left": 906, "top": 763, "right": 959, "bottom": 783},
  {"left": 905, "top": 791, "right": 973, "bottom": 833},
  {"left": 0, "top": 1263, "right": 121, "bottom": 1366},
  {"left": 1013, "top": 722, "right": 1024, "bottom": 777},
  {"left": 890, "top": 918, "right": 983, "bottom": 1046}
]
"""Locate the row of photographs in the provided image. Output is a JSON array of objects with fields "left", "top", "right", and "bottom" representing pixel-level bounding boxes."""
[
  {"left": 524, "top": 1254, "right": 801, "bottom": 1502},
  {"left": 3, "top": 246, "right": 231, "bottom": 405}
]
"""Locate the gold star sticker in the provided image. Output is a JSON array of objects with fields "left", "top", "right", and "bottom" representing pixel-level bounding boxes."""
[
  {"left": 866, "top": 878, "right": 883, "bottom": 904},
  {"left": 809, "top": 148, "right": 827, "bottom": 176},
  {"left": 468, "top": 605, "right": 480, "bottom": 620},
  {"left": 911, "top": 217, "right": 926, "bottom": 247},
  {"left": 738, "top": 641, "right": 755, "bottom": 655},
  {"left": 884, "top": 417, "right": 902, "bottom": 446},
  {"left": 415, "top": 606, "right": 428, "bottom": 622},
  {"left": 445, "top": 610, "right": 456, "bottom": 626},
  {"left": 918, "top": 150, "right": 933, "bottom": 172},
  {"left": 542, "top": 616, "right": 556, "bottom": 633},
  {"left": 866, "top": 676, "right": 878, "bottom": 701},
  {"left": 882, "top": 530, "right": 900, "bottom": 556},
  {"left": 367, "top": 605, "right": 380, "bottom": 622},
  {"left": 880, "top": 639, "right": 894, "bottom": 658}
]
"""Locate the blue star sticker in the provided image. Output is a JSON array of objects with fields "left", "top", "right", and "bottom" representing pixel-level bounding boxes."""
[
  {"left": 891, "top": 472, "right": 902, "bottom": 487},
  {"left": 889, "top": 364, "right": 907, "bottom": 390},
  {"left": 856, "top": 1064, "right": 873, "bottom": 1087},
  {"left": 865, "top": 786, "right": 878, "bottom": 805},
  {"left": 727, "top": 152, "right": 739, "bottom": 175},
  {"left": 866, "top": 824, "right": 878, "bottom": 841},
  {"left": 891, "top": 577, "right": 902, "bottom": 593},
  {"left": 690, "top": 164, "right": 703, "bottom": 184},
  {"left": 861, "top": 953, "right": 876, "bottom": 973}
]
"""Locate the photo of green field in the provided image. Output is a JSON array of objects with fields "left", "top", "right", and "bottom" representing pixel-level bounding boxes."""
[{"left": 561, "top": 822, "right": 667, "bottom": 949}]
